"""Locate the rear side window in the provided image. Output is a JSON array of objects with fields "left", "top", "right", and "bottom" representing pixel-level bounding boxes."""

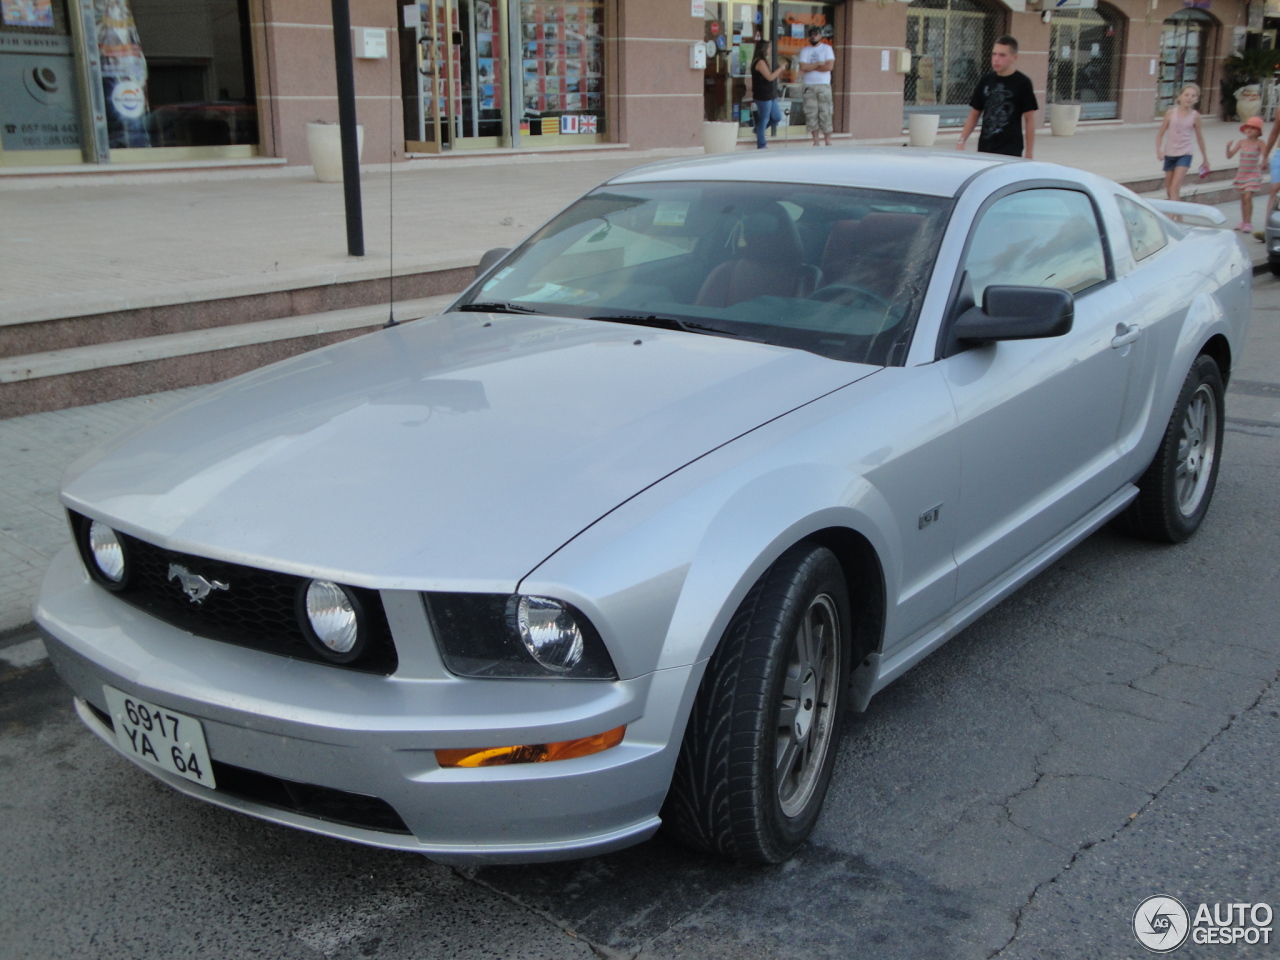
[
  {"left": 1116, "top": 195, "right": 1168, "bottom": 262},
  {"left": 963, "top": 188, "right": 1109, "bottom": 302}
]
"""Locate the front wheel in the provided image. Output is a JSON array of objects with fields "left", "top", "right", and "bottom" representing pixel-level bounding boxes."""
[
  {"left": 1116, "top": 353, "right": 1225, "bottom": 543},
  {"left": 662, "top": 543, "right": 852, "bottom": 863}
]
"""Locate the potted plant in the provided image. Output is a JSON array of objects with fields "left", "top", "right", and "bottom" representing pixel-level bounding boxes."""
[{"left": 1222, "top": 49, "right": 1280, "bottom": 121}]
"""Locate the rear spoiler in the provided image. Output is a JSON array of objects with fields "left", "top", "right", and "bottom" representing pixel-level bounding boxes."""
[{"left": 1147, "top": 199, "right": 1228, "bottom": 228}]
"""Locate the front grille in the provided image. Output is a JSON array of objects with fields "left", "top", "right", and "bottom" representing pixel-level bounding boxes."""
[
  {"left": 70, "top": 512, "right": 397, "bottom": 675},
  {"left": 84, "top": 700, "right": 412, "bottom": 835}
]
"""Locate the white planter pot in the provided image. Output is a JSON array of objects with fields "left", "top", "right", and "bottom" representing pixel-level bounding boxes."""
[
  {"left": 306, "top": 122, "right": 364, "bottom": 183},
  {"left": 1236, "top": 84, "right": 1263, "bottom": 121},
  {"left": 701, "top": 120, "right": 739, "bottom": 155},
  {"left": 907, "top": 113, "right": 940, "bottom": 147},
  {"left": 1049, "top": 103, "right": 1081, "bottom": 137}
]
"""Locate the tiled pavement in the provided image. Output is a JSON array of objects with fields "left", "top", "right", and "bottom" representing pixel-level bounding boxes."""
[{"left": 0, "top": 387, "right": 201, "bottom": 635}]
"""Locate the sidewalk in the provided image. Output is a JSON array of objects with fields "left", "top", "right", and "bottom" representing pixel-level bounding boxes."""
[
  {"left": 0, "top": 118, "right": 1265, "bottom": 328},
  {"left": 0, "top": 118, "right": 1273, "bottom": 638}
]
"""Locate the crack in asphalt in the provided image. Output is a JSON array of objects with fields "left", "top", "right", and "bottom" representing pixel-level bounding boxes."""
[
  {"left": 986, "top": 666, "right": 1280, "bottom": 959},
  {"left": 450, "top": 865, "right": 677, "bottom": 960}
]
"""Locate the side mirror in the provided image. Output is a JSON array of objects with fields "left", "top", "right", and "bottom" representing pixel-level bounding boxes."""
[
  {"left": 952, "top": 285, "right": 1074, "bottom": 344},
  {"left": 475, "top": 247, "right": 511, "bottom": 279}
]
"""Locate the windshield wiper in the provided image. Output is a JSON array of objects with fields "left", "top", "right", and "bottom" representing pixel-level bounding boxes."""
[
  {"left": 457, "top": 301, "right": 541, "bottom": 315},
  {"left": 587, "top": 313, "right": 759, "bottom": 341},
  {"left": 587, "top": 313, "right": 692, "bottom": 332}
]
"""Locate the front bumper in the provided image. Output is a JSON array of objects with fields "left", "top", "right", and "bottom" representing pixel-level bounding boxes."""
[{"left": 37, "top": 546, "right": 696, "bottom": 864}]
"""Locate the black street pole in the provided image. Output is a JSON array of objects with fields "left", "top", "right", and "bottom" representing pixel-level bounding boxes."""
[{"left": 330, "top": 0, "right": 364, "bottom": 256}]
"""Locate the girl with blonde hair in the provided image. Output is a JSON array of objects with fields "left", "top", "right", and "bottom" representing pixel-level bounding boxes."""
[{"left": 1155, "top": 83, "right": 1209, "bottom": 200}]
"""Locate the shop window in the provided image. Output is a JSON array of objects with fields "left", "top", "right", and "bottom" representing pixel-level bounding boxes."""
[
  {"left": 97, "top": 0, "right": 258, "bottom": 150},
  {"left": 1046, "top": 3, "right": 1123, "bottom": 121},
  {"left": 520, "top": 0, "right": 605, "bottom": 139},
  {"left": 904, "top": 0, "right": 1002, "bottom": 128},
  {"left": 1156, "top": 9, "right": 1214, "bottom": 117}
]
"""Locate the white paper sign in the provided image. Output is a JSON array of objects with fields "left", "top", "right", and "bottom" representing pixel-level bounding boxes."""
[
  {"left": 881, "top": 49, "right": 890, "bottom": 71},
  {"left": 692, "top": 0, "right": 705, "bottom": 16}
]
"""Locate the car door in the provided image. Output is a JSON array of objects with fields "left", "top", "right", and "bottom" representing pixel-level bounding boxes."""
[
  {"left": 1108, "top": 195, "right": 1209, "bottom": 460},
  {"left": 941, "top": 185, "right": 1139, "bottom": 602}
]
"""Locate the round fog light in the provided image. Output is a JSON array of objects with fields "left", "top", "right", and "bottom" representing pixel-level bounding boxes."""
[
  {"left": 88, "top": 521, "right": 126, "bottom": 583},
  {"left": 302, "top": 580, "right": 362, "bottom": 660},
  {"left": 512, "top": 596, "right": 584, "bottom": 671}
]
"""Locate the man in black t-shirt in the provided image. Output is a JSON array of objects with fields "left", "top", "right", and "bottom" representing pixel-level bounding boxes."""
[{"left": 955, "top": 36, "right": 1039, "bottom": 158}]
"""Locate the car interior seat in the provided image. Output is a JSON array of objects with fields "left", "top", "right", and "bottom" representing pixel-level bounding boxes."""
[{"left": 694, "top": 202, "right": 822, "bottom": 307}]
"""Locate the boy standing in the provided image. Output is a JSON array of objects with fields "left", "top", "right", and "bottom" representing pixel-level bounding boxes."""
[{"left": 956, "top": 36, "right": 1038, "bottom": 158}]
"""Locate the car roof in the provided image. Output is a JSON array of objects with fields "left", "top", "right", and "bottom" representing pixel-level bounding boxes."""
[{"left": 606, "top": 147, "right": 1014, "bottom": 199}]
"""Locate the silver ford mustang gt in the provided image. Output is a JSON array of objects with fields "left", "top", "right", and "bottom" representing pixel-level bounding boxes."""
[{"left": 36, "top": 150, "right": 1251, "bottom": 865}]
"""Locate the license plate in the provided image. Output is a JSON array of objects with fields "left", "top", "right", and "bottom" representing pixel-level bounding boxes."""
[{"left": 103, "top": 686, "right": 216, "bottom": 789}]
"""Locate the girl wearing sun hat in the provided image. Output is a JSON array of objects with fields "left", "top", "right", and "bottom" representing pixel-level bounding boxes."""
[{"left": 1228, "top": 115, "right": 1265, "bottom": 232}]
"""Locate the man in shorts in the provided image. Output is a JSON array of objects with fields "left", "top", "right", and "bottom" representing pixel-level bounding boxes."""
[{"left": 796, "top": 25, "right": 834, "bottom": 146}]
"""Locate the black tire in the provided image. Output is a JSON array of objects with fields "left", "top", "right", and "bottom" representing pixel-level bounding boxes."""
[
  {"left": 662, "top": 543, "right": 852, "bottom": 864},
  {"left": 1115, "top": 353, "right": 1224, "bottom": 543},
  {"left": 1269, "top": 259, "right": 1280, "bottom": 277}
]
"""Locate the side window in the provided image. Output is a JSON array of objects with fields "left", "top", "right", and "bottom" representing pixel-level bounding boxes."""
[
  {"left": 1116, "top": 195, "right": 1168, "bottom": 262},
  {"left": 962, "top": 189, "right": 1109, "bottom": 303}
]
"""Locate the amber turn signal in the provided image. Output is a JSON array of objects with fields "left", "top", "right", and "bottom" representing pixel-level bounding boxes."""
[{"left": 436, "top": 725, "right": 626, "bottom": 768}]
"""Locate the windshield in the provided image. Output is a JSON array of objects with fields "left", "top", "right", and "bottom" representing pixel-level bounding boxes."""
[{"left": 456, "top": 180, "right": 952, "bottom": 365}]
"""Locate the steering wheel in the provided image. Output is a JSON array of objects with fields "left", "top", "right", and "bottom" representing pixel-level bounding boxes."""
[{"left": 810, "top": 283, "right": 893, "bottom": 312}]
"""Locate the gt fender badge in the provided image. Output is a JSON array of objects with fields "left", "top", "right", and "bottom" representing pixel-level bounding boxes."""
[
  {"left": 167, "top": 564, "right": 230, "bottom": 604},
  {"left": 919, "top": 504, "right": 942, "bottom": 530}
]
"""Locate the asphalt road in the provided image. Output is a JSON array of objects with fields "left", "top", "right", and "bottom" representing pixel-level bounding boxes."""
[{"left": 2, "top": 281, "right": 1279, "bottom": 960}]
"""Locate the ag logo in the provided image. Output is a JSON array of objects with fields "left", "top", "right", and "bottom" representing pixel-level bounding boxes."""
[{"left": 1134, "top": 895, "right": 1191, "bottom": 953}]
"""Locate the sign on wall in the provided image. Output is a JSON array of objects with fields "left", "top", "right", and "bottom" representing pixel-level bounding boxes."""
[{"left": 0, "top": 34, "right": 81, "bottom": 151}]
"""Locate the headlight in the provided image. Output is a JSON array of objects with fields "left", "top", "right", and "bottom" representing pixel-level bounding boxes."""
[
  {"left": 424, "top": 593, "right": 617, "bottom": 680},
  {"left": 88, "top": 521, "right": 126, "bottom": 583},
  {"left": 1269, "top": 211, "right": 1280, "bottom": 228},
  {"left": 72, "top": 514, "right": 130, "bottom": 591},
  {"left": 512, "top": 595, "right": 584, "bottom": 671},
  {"left": 298, "top": 579, "right": 368, "bottom": 663}
]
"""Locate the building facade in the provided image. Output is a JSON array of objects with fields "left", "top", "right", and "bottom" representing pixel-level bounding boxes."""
[{"left": 0, "top": 0, "right": 1253, "bottom": 170}]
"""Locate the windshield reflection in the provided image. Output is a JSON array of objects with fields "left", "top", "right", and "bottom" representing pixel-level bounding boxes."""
[{"left": 455, "top": 180, "right": 951, "bottom": 365}]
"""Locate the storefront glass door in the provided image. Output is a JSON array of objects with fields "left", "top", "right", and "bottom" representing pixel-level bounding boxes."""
[
  {"left": 1046, "top": 5, "right": 1122, "bottom": 121},
  {"left": 405, "top": 0, "right": 604, "bottom": 152},
  {"left": 1156, "top": 10, "right": 1212, "bottom": 117}
]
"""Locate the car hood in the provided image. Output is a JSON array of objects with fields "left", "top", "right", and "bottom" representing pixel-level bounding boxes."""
[{"left": 62, "top": 313, "right": 873, "bottom": 590}]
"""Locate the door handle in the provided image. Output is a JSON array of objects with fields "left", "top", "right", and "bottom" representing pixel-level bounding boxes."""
[{"left": 1111, "top": 323, "right": 1141, "bottom": 348}]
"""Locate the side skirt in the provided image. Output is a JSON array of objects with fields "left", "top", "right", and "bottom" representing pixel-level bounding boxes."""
[{"left": 848, "top": 484, "right": 1139, "bottom": 712}]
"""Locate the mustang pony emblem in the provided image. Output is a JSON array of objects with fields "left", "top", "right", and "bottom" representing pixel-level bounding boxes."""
[{"left": 167, "top": 564, "right": 230, "bottom": 604}]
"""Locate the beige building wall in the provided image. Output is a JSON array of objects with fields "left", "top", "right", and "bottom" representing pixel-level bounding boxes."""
[
  {"left": 255, "top": 0, "right": 403, "bottom": 166},
  {"left": 609, "top": 0, "right": 704, "bottom": 149},
  {"left": 839, "top": 1, "right": 913, "bottom": 139}
]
